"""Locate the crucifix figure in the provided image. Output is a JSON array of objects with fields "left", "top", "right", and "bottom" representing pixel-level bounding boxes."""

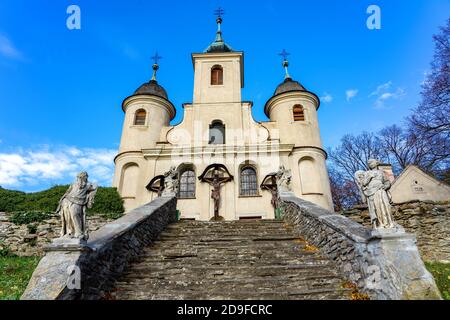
[
  {"left": 211, "top": 173, "right": 227, "bottom": 220},
  {"left": 199, "top": 164, "right": 234, "bottom": 221}
]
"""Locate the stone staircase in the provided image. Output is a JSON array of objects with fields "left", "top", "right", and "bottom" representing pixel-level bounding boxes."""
[{"left": 110, "top": 220, "right": 352, "bottom": 300}]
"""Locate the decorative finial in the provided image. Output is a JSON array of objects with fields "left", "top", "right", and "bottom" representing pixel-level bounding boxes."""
[
  {"left": 279, "top": 49, "right": 291, "bottom": 79},
  {"left": 214, "top": 7, "right": 225, "bottom": 21},
  {"left": 151, "top": 52, "right": 162, "bottom": 81},
  {"left": 213, "top": 7, "right": 225, "bottom": 42}
]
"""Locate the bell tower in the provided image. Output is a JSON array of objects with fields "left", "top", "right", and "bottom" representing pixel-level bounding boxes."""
[{"left": 192, "top": 8, "right": 244, "bottom": 104}]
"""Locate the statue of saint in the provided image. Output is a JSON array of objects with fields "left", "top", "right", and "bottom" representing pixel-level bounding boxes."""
[
  {"left": 355, "top": 159, "right": 396, "bottom": 230},
  {"left": 276, "top": 165, "right": 293, "bottom": 194},
  {"left": 56, "top": 172, "right": 97, "bottom": 241},
  {"left": 162, "top": 166, "right": 179, "bottom": 197}
]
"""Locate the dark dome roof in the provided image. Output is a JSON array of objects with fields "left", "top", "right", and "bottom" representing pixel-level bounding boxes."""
[
  {"left": 134, "top": 80, "right": 168, "bottom": 100},
  {"left": 205, "top": 41, "right": 233, "bottom": 53},
  {"left": 274, "top": 78, "right": 306, "bottom": 96}
]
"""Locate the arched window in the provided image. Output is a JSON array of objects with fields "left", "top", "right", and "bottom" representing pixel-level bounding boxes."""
[
  {"left": 178, "top": 169, "right": 196, "bottom": 199},
  {"left": 211, "top": 65, "right": 223, "bottom": 85},
  {"left": 240, "top": 167, "right": 258, "bottom": 196},
  {"left": 134, "top": 109, "right": 147, "bottom": 125},
  {"left": 293, "top": 105, "right": 305, "bottom": 121},
  {"left": 209, "top": 120, "right": 225, "bottom": 144}
]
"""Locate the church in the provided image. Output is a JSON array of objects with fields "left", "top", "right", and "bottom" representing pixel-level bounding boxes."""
[{"left": 113, "top": 13, "right": 334, "bottom": 220}]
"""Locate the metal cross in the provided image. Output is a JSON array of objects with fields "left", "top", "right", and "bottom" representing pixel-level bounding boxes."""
[
  {"left": 151, "top": 52, "right": 163, "bottom": 65},
  {"left": 279, "top": 49, "right": 290, "bottom": 61},
  {"left": 214, "top": 7, "right": 225, "bottom": 18}
]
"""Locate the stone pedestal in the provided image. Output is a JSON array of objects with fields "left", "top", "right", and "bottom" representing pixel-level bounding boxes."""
[
  {"left": 44, "top": 238, "right": 90, "bottom": 252},
  {"left": 367, "top": 230, "right": 442, "bottom": 300}
]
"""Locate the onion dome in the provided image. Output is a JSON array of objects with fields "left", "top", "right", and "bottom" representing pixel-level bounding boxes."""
[
  {"left": 204, "top": 7, "right": 234, "bottom": 53},
  {"left": 274, "top": 78, "right": 306, "bottom": 96},
  {"left": 273, "top": 50, "right": 306, "bottom": 95},
  {"left": 133, "top": 53, "right": 169, "bottom": 100},
  {"left": 134, "top": 80, "right": 168, "bottom": 100},
  {"left": 264, "top": 50, "right": 320, "bottom": 117}
]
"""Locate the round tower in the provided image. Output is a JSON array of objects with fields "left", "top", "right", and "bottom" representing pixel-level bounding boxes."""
[
  {"left": 114, "top": 58, "right": 176, "bottom": 212},
  {"left": 264, "top": 53, "right": 333, "bottom": 210},
  {"left": 118, "top": 61, "right": 176, "bottom": 153}
]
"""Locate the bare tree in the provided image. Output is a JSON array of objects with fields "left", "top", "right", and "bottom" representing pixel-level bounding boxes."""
[
  {"left": 408, "top": 19, "right": 450, "bottom": 166},
  {"left": 328, "top": 132, "right": 386, "bottom": 179},
  {"left": 328, "top": 132, "right": 386, "bottom": 210},
  {"left": 329, "top": 167, "right": 361, "bottom": 211},
  {"left": 378, "top": 125, "right": 446, "bottom": 173},
  {"left": 329, "top": 19, "right": 450, "bottom": 209}
]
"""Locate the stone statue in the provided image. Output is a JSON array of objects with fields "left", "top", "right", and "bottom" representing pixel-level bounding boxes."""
[
  {"left": 211, "top": 173, "right": 227, "bottom": 220},
  {"left": 56, "top": 172, "right": 97, "bottom": 241},
  {"left": 162, "top": 166, "right": 179, "bottom": 197},
  {"left": 276, "top": 165, "right": 293, "bottom": 194},
  {"left": 355, "top": 159, "right": 396, "bottom": 230}
]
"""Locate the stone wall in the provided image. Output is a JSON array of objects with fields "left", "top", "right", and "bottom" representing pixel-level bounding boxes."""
[
  {"left": 279, "top": 194, "right": 442, "bottom": 300},
  {"left": 0, "top": 212, "right": 112, "bottom": 257},
  {"left": 21, "top": 196, "right": 177, "bottom": 300},
  {"left": 342, "top": 202, "right": 450, "bottom": 263}
]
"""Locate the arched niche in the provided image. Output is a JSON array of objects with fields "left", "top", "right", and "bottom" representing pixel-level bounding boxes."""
[{"left": 298, "top": 157, "right": 323, "bottom": 195}]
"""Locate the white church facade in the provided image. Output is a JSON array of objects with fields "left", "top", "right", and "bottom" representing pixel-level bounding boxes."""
[{"left": 113, "top": 15, "right": 334, "bottom": 220}]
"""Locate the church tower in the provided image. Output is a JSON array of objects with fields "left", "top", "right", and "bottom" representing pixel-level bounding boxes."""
[
  {"left": 113, "top": 57, "right": 176, "bottom": 211},
  {"left": 113, "top": 9, "right": 334, "bottom": 215},
  {"left": 264, "top": 53, "right": 333, "bottom": 209}
]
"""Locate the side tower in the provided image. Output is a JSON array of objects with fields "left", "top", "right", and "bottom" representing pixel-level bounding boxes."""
[
  {"left": 113, "top": 59, "right": 176, "bottom": 211},
  {"left": 264, "top": 53, "right": 333, "bottom": 210}
]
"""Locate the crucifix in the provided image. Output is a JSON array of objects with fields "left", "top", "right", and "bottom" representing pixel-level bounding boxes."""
[
  {"left": 151, "top": 52, "right": 163, "bottom": 65},
  {"left": 151, "top": 52, "right": 163, "bottom": 81},
  {"left": 199, "top": 164, "right": 233, "bottom": 221},
  {"left": 211, "top": 173, "right": 226, "bottom": 220},
  {"left": 278, "top": 49, "right": 290, "bottom": 61},
  {"left": 214, "top": 7, "right": 225, "bottom": 19},
  {"left": 278, "top": 49, "right": 291, "bottom": 79}
]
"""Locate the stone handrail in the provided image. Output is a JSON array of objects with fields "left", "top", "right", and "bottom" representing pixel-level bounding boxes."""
[
  {"left": 279, "top": 194, "right": 442, "bottom": 300},
  {"left": 21, "top": 196, "right": 177, "bottom": 300}
]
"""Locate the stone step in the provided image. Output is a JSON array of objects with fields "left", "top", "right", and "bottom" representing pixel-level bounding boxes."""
[
  {"left": 112, "top": 287, "right": 351, "bottom": 301},
  {"left": 111, "top": 220, "right": 351, "bottom": 300}
]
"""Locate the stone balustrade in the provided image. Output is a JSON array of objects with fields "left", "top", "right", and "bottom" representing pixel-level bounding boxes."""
[
  {"left": 279, "top": 194, "right": 442, "bottom": 300},
  {"left": 21, "top": 196, "right": 177, "bottom": 300}
]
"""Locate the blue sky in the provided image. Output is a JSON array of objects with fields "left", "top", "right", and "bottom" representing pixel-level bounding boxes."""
[{"left": 0, "top": 0, "right": 448, "bottom": 191}]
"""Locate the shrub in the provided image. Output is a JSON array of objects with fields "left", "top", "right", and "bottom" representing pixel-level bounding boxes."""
[
  {"left": 10, "top": 212, "right": 53, "bottom": 225},
  {"left": 0, "top": 241, "right": 12, "bottom": 258},
  {"left": 89, "top": 187, "right": 125, "bottom": 215},
  {"left": 27, "top": 224, "right": 38, "bottom": 235},
  {"left": 0, "top": 186, "right": 125, "bottom": 218}
]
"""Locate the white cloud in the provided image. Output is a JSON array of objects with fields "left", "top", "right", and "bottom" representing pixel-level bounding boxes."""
[
  {"left": 0, "top": 33, "right": 24, "bottom": 60},
  {"left": 346, "top": 89, "right": 358, "bottom": 102},
  {"left": 0, "top": 145, "right": 116, "bottom": 189},
  {"left": 370, "top": 81, "right": 406, "bottom": 109},
  {"left": 320, "top": 93, "right": 333, "bottom": 103},
  {"left": 369, "top": 81, "right": 392, "bottom": 97}
]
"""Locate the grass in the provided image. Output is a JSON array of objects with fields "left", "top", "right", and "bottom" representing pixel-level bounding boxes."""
[
  {"left": 0, "top": 254, "right": 40, "bottom": 300},
  {"left": 425, "top": 261, "right": 450, "bottom": 300}
]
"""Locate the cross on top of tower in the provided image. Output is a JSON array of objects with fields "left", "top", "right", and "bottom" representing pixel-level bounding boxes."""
[
  {"left": 151, "top": 52, "right": 163, "bottom": 65},
  {"left": 214, "top": 7, "right": 225, "bottom": 19},
  {"left": 151, "top": 52, "right": 162, "bottom": 81},
  {"left": 278, "top": 49, "right": 290, "bottom": 62},
  {"left": 278, "top": 49, "right": 291, "bottom": 79}
]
